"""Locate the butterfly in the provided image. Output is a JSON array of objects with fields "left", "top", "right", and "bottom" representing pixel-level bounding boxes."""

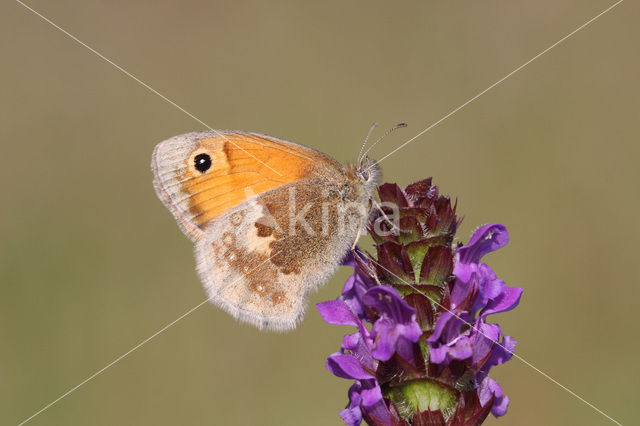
[{"left": 151, "top": 127, "right": 402, "bottom": 330}]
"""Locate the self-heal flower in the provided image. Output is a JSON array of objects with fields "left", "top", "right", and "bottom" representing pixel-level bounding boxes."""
[
  {"left": 317, "top": 298, "right": 374, "bottom": 371},
  {"left": 317, "top": 178, "right": 523, "bottom": 425},
  {"left": 450, "top": 224, "right": 522, "bottom": 318},
  {"left": 363, "top": 287, "right": 422, "bottom": 362}
]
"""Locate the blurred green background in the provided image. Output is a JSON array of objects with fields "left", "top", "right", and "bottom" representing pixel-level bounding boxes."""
[{"left": 1, "top": 1, "right": 638, "bottom": 425}]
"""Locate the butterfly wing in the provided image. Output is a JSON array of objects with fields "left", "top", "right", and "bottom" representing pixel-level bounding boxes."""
[
  {"left": 152, "top": 130, "right": 364, "bottom": 330},
  {"left": 151, "top": 130, "right": 342, "bottom": 241},
  {"left": 194, "top": 177, "right": 363, "bottom": 330}
]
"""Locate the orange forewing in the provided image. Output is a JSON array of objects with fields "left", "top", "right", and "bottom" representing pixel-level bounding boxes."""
[{"left": 177, "top": 133, "right": 329, "bottom": 227}]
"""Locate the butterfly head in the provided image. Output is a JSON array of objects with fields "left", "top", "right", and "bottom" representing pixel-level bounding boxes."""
[
  {"left": 356, "top": 156, "right": 381, "bottom": 196},
  {"left": 344, "top": 156, "right": 381, "bottom": 207}
]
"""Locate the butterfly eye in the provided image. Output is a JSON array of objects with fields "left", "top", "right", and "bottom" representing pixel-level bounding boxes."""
[
  {"left": 361, "top": 169, "right": 370, "bottom": 181},
  {"left": 194, "top": 153, "right": 212, "bottom": 173}
]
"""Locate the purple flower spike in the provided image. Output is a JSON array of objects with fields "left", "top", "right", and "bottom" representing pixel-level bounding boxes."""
[{"left": 318, "top": 180, "right": 522, "bottom": 424}]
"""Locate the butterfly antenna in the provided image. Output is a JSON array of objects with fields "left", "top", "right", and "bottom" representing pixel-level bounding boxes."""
[
  {"left": 358, "top": 122, "right": 379, "bottom": 165},
  {"left": 360, "top": 122, "right": 407, "bottom": 162}
]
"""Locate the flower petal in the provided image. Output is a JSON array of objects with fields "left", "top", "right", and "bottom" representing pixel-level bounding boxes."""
[
  {"left": 363, "top": 286, "right": 416, "bottom": 324},
  {"left": 427, "top": 311, "right": 475, "bottom": 364},
  {"left": 447, "top": 335, "right": 474, "bottom": 360},
  {"left": 339, "top": 406, "right": 362, "bottom": 426},
  {"left": 478, "top": 375, "right": 510, "bottom": 417},
  {"left": 427, "top": 311, "right": 464, "bottom": 346},
  {"left": 339, "top": 250, "right": 376, "bottom": 318},
  {"left": 360, "top": 382, "right": 384, "bottom": 408},
  {"left": 471, "top": 322, "right": 500, "bottom": 365},
  {"left": 482, "top": 285, "right": 523, "bottom": 317},
  {"left": 363, "top": 287, "right": 422, "bottom": 362},
  {"left": 370, "top": 317, "right": 399, "bottom": 361},
  {"left": 395, "top": 336, "right": 416, "bottom": 363},
  {"left": 339, "top": 383, "right": 363, "bottom": 426},
  {"left": 342, "top": 332, "right": 376, "bottom": 371},
  {"left": 457, "top": 224, "right": 509, "bottom": 265},
  {"left": 316, "top": 300, "right": 360, "bottom": 327},
  {"left": 326, "top": 354, "right": 375, "bottom": 380},
  {"left": 359, "top": 379, "right": 392, "bottom": 425},
  {"left": 485, "top": 333, "right": 516, "bottom": 371}
]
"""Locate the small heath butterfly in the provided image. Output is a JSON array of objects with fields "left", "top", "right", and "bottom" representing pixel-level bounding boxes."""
[{"left": 152, "top": 127, "right": 403, "bottom": 330}]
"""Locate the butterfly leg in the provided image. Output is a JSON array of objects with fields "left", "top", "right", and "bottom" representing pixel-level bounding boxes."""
[{"left": 351, "top": 227, "right": 361, "bottom": 250}]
